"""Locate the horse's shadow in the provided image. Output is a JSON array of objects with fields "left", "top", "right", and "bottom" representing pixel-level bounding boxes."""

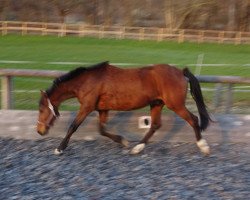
[
  {"left": 106, "top": 111, "right": 135, "bottom": 140},
  {"left": 107, "top": 112, "right": 188, "bottom": 142},
  {"left": 67, "top": 111, "right": 237, "bottom": 145},
  {"left": 162, "top": 114, "right": 187, "bottom": 141}
]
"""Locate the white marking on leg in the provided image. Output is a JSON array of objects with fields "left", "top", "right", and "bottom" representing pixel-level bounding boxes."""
[
  {"left": 54, "top": 148, "right": 63, "bottom": 155},
  {"left": 197, "top": 139, "right": 210, "bottom": 155},
  {"left": 130, "top": 143, "right": 145, "bottom": 155}
]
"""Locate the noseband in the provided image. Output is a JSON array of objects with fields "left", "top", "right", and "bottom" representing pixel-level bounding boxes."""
[{"left": 37, "top": 98, "right": 58, "bottom": 127}]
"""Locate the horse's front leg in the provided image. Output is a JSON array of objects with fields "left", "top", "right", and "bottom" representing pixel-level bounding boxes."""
[{"left": 54, "top": 106, "right": 92, "bottom": 155}]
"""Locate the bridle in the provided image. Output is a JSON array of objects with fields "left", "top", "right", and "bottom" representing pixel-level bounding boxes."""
[
  {"left": 47, "top": 98, "right": 56, "bottom": 116},
  {"left": 37, "top": 98, "right": 59, "bottom": 127}
]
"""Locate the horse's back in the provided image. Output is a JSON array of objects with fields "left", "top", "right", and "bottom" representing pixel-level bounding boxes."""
[
  {"left": 96, "top": 65, "right": 158, "bottom": 110},
  {"left": 95, "top": 64, "right": 187, "bottom": 110},
  {"left": 105, "top": 63, "right": 181, "bottom": 82}
]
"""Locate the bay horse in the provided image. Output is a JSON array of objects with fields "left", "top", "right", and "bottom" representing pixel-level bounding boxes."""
[{"left": 37, "top": 61, "right": 211, "bottom": 155}]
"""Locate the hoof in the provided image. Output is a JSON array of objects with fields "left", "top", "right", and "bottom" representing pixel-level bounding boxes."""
[
  {"left": 121, "top": 138, "right": 129, "bottom": 148},
  {"left": 197, "top": 139, "right": 210, "bottom": 155},
  {"left": 54, "top": 148, "right": 63, "bottom": 155},
  {"left": 130, "top": 143, "right": 145, "bottom": 155}
]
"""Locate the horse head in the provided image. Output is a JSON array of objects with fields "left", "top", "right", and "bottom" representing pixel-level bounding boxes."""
[{"left": 37, "top": 90, "right": 59, "bottom": 135}]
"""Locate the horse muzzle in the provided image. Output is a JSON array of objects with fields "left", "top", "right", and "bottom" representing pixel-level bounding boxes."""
[{"left": 37, "top": 122, "right": 49, "bottom": 136}]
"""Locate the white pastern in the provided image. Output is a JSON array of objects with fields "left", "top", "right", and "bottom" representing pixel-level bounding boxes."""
[
  {"left": 197, "top": 139, "right": 210, "bottom": 155},
  {"left": 54, "top": 148, "right": 63, "bottom": 155},
  {"left": 130, "top": 143, "right": 145, "bottom": 155}
]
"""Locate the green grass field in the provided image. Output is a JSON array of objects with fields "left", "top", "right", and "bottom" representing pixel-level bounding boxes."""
[
  {"left": 0, "top": 35, "right": 249, "bottom": 112},
  {"left": 1, "top": 35, "right": 250, "bottom": 74}
]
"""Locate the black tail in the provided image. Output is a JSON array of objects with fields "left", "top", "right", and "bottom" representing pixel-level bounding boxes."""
[{"left": 183, "top": 68, "right": 211, "bottom": 131}]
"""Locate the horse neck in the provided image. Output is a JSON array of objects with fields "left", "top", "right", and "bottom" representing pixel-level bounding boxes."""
[{"left": 48, "top": 83, "right": 75, "bottom": 108}]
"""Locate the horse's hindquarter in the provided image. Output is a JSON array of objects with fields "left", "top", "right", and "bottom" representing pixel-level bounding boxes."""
[
  {"left": 153, "top": 65, "right": 188, "bottom": 106},
  {"left": 97, "top": 67, "right": 158, "bottom": 111}
]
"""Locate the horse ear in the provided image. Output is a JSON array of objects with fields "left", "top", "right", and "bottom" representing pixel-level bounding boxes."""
[{"left": 40, "top": 90, "right": 48, "bottom": 98}]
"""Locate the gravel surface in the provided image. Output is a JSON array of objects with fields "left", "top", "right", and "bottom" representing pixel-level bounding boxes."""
[{"left": 0, "top": 137, "right": 249, "bottom": 200}]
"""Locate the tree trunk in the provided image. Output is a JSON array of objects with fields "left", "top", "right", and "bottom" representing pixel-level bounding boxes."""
[
  {"left": 227, "top": 0, "right": 236, "bottom": 31},
  {"left": 164, "top": 0, "right": 173, "bottom": 29}
]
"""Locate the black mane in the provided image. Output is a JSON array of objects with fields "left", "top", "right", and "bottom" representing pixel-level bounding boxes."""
[{"left": 46, "top": 61, "right": 109, "bottom": 97}]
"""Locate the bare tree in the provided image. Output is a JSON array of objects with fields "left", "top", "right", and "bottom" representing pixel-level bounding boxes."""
[
  {"left": 0, "top": 0, "right": 249, "bottom": 31},
  {"left": 75, "top": 0, "right": 100, "bottom": 25},
  {"left": 122, "top": 0, "right": 135, "bottom": 26},
  {"left": 52, "top": 0, "right": 81, "bottom": 23},
  {"left": 8, "top": 0, "right": 41, "bottom": 21},
  {"left": 0, "top": 0, "right": 7, "bottom": 20},
  {"left": 236, "top": 0, "right": 250, "bottom": 31},
  {"left": 227, "top": 0, "right": 236, "bottom": 30},
  {"left": 164, "top": 0, "right": 217, "bottom": 29}
]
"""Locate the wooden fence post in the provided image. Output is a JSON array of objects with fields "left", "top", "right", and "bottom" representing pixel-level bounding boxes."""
[
  {"left": 99, "top": 26, "right": 104, "bottom": 39},
  {"left": 198, "top": 31, "right": 204, "bottom": 43},
  {"left": 42, "top": 23, "right": 47, "bottom": 36},
  {"left": 235, "top": 32, "right": 241, "bottom": 45},
  {"left": 139, "top": 28, "right": 144, "bottom": 40},
  {"left": 2, "top": 21, "right": 7, "bottom": 35},
  {"left": 22, "top": 22, "right": 27, "bottom": 36},
  {"left": 79, "top": 24, "right": 84, "bottom": 37},
  {"left": 157, "top": 28, "right": 163, "bottom": 42},
  {"left": 1, "top": 76, "right": 13, "bottom": 109},
  {"left": 59, "top": 23, "right": 66, "bottom": 37},
  {"left": 178, "top": 30, "right": 184, "bottom": 43},
  {"left": 219, "top": 31, "right": 224, "bottom": 44},
  {"left": 119, "top": 27, "right": 125, "bottom": 39}
]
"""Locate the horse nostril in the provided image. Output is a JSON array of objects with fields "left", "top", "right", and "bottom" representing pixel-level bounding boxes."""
[
  {"left": 37, "top": 128, "right": 46, "bottom": 135},
  {"left": 37, "top": 127, "right": 49, "bottom": 136},
  {"left": 37, "top": 130, "right": 43, "bottom": 135}
]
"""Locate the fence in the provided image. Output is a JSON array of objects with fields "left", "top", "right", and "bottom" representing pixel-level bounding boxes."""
[
  {"left": 1, "top": 21, "right": 250, "bottom": 44},
  {"left": 1, "top": 69, "right": 250, "bottom": 113}
]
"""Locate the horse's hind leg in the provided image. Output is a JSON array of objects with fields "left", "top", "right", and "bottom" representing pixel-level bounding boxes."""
[
  {"left": 170, "top": 106, "right": 210, "bottom": 155},
  {"left": 130, "top": 103, "right": 163, "bottom": 154},
  {"left": 98, "top": 110, "right": 129, "bottom": 147}
]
